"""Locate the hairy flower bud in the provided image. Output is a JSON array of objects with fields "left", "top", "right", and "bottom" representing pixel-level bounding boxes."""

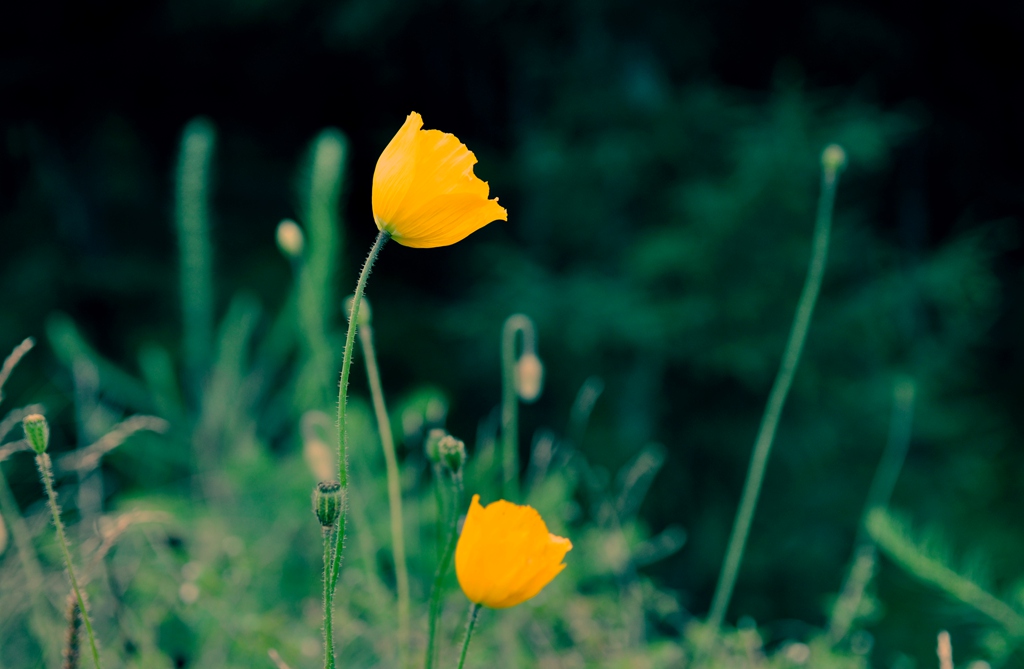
[
  {"left": 438, "top": 434, "right": 466, "bottom": 474},
  {"left": 313, "top": 481, "right": 344, "bottom": 528},
  {"left": 23, "top": 414, "right": 49, "bottom": 455}
]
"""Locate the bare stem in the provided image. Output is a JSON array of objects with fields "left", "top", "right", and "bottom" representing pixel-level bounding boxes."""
[
  {"left": 425, "top": 472, "right": 463, "bottom": 669},
  {"left": 500, "top": 314, "right": 534, "bottom": 501},
  {"left": 455, "top": 603, "right": 481, "bottom": 669},
  {"left": 358, "top": 321, "right": 410, "bottom": 668},
  {"left": 707, "top": 152, "right": 843, "bottom": 630}
]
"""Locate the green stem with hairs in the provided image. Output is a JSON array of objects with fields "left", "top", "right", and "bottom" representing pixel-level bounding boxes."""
[
  {"left": 322, "top": 528, "right": 335, "bottom": 669},
  {"left": 424, "top": 471, "right": 463, "bottom": 669},
  {"left": 323, "top": 230, "right": 389, "bottom": 669},
  {"left": 707, "top": 150, "right": 844, "bottom": 630},
  {"left": 358, "top": 320, "right": 410, "bottom": 668},
  {"left": 35, "top": 454, "right": 102, "bottom": 669},
  {"left": 455, "top": 603, "right": 481, "bottom": 669}
]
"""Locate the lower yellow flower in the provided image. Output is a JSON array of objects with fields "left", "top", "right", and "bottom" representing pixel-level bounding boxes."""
[
  {"left": 455, "top": 494, "right": 572, "bottom": 609},
  {"left": 372, "top": 112, "right": 508, "bottom": 248}
]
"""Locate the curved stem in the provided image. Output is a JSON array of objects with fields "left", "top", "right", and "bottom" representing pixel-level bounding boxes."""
[
  {"left": 500, "top": 314, "right": 534, "bottom": 501},
  {"left": 707, "top": 159, "right": 842, "bottom": 630},
  {"left": 455, "top": 603, "right": 481, "bottom": 669},
  {"left": 35, "top": 454, "right": 102, "bottom": 669},
  {"left": 322, "top": 528, "right": 335, "bottom": 669},
  {"left": 329, "top": 230, "right": 389, "bottom": 590},
  {"left": 425, "top": 472, "right": 463, "bottom": 669},
  {"left": 322, "top": 230, "right": 389, "bottom": 668},
  {"left": 358, "top": 322, "right": 410, "bottom": 668}
]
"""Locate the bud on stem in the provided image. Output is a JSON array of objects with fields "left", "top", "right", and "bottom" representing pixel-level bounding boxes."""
[
  {"left": 313, "top": 481, "right": 344, "bottom": 529},
  {"left": 23, "top": 414, "right": 49, "bottom": 454}
]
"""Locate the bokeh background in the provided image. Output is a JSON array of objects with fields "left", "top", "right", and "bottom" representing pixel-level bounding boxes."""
[{"left": 2, "top": 0, "right": 1024, "bottom": 666}]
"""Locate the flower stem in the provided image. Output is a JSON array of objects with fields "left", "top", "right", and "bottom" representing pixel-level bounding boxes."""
[
  {"left": 323, "top": 230, "right": 389, "bottom": 667},
  {"left": 35, "top": 453, "right": 102, "bottom": 669},
  {"left": 500, "top": 314, "right": 534, "bottom": 501},
  {"left": 322, "top": 527, "right": 335, "bottom": 669},
  {"left": 358, "top": 321, "right": 410, "bottom": 669},
  {"left": 707, "top": 154, "right": 843, "bottom": 630},
  {"left": 424, "top": 471, "right": 463, "bottom": 669},
  {"left": 455, "top": 603, "right": 481, "bottom": 669}
]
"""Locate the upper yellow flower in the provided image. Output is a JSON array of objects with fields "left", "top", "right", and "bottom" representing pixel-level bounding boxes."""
[
  {"left": 455, "top": 494, "right": 572, "bottom": 609},
  {"left": 372, "top": 112, "right": 508, "bottom": 248}
]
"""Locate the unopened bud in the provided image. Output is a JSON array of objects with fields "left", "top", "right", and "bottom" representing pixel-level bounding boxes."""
[
  {"left": 276, "top": 219, "right": 305, "bottom": 259},
  {"left": 313, "top": 481, "right": 344, "bottom": 528},
  {"left": 821, "top": 144, "right": 847, "bottom": 181},
  {"left": 343, "top": 294, "right": 372, "bottom": 327},
  {"left": 424, "top": 428, "right": 446, "bottom": 465},
  {"left": 438, "top": 435, "right": 466, "bottom": 474},
  {"left": 514, "top": 353, "right": 544, "bottom": 403},
  {"left": 23, "top": 414, "right": 49, "bottom": 454}
]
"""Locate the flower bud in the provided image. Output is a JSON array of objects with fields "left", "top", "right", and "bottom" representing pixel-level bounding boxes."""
[
  {"left": 313, "top": 481, "right": 344, "bottom": 528},
  {"left": 821, "top": 144, "right": 847, "bottom": 182},
  {"left": 23, "top": 414, "right": 49, "bottom": 454},
  {"left": 438, "top": 434, "right": 466, "bottom": 474},
  {"left": 424, "top": 428, "right": 446, "bottom": 465},
  {"left": 276, "top": 219, "right": 305, "bottom": 259},
  {"left": 514, "top": 352, "right": 544, "bottom": 403},
  {"left": 343, "top": 294, "right": 372, "bottom": 327}
]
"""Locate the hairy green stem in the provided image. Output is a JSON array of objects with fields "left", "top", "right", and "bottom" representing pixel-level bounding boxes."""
[
  {"left": 707, "top": 152, "right": 843, "bottom": 630},
  {"left": 35, "top": 454, "right": 102, "bottom": 669},
  {"left": 323, "top": 230, "right": 389, "bottom": 667},
  {"left": 358, "top": 321, "right": 410, "bottom": 668},
  {"left": 425, "top": 472, "right": 463, "bottom": 669},
  {"left": 322, "top": 528, "right": 335, "bottom": 669},
  {"left": 455, "top": 603, "right": 481, "bottom": 669}
]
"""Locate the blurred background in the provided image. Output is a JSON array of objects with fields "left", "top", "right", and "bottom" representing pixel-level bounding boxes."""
[{"left": 2, "top": 0, "right": 1024, "bottom": 666}]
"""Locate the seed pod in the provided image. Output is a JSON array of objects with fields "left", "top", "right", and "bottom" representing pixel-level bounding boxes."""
[{"left": 23, "top": 414, "right": 49, "bottom": 454}]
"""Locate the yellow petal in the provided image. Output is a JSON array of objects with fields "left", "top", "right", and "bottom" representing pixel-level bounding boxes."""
[
  {"left": 371, "top": 113, "right": 506, "bottom": 248},
  {"left": 372, "top": 112, "right": 423, "bottom": 228},
  {"left": 388, "top": 194, "right": 507, "bottom": 249},
  {"left": 455, "top": 494, "right": 571, "bottom": 609}
]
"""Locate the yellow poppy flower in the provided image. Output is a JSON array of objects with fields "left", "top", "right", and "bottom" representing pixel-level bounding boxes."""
[
  {"left": 455, "top": 494, "right": 572, "bottom": 609},
  {"left": 372, "top": 112, "right": 508, "bottom": 248}
]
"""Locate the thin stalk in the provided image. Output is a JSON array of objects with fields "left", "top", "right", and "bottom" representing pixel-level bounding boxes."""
[
  {"left": 322, "top": 527, "right": 335, "bottom": 669},
  {"left": 324, "top": 231, "right": 389, "bottom": 664},
  {"left": 35, "top": 453, "right": 102, "bottom": 669},
  {"left": 425, "top": 472, "right": 463, "bottom": 669},
  {"left": 433, "top": 462, "right": 445, "bottom": 560},
  {"left": 358, "top": 322, "right": 410, "bottom": 668},
  {"left": 500, "top": 315, "right": 534, "bottom": 501},
  {"left": 707, "top": 151, "right": 844, "bottom": 630},
  {"left": 828, "top": 377, "right": 916, "bottom": 642},
  {"left": 455, "top": 603, "right": 481, "bottom": 669}
]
